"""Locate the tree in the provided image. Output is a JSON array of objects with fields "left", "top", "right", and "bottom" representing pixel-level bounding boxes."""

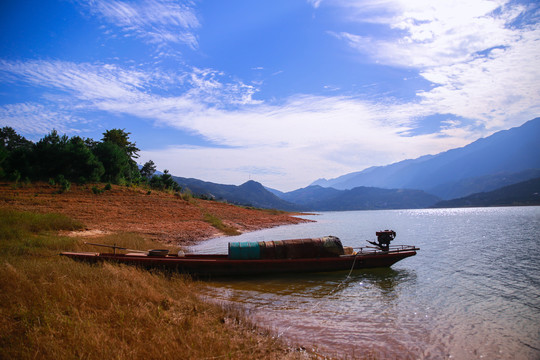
[
  {"left": 149, "top": 170, "right": 181, "bottom": 192},
  {"left": 99, "top": 129, "right": 141, "bottom": 184},
  {"left": 32, "top": 130, "right": 70, "bottom": 180},
  {"left": 92, "top": 141, "right": 132, "bottom": 184},
  {"left": 64, "top": 136, "right": 104, "bottom": 182},
  {"left": 29, "top": 131, "right": 104, "bottom": 182},
  {"left": 0, "top": 127, "right": 144, "bottom": 185},
  {"left": 140, "top": 160, "right": 157, "bottom": 179},
  {"left": 1, "top": 147, "right": 32, "bottom": 181},
  {"left": 160, "top": 170, "right": 181, "bottom": 192},
  {"left": 101, "top": 129, "right": 140, "bottom": 159},
  {"left": 0, "top": 127, "right": 32, "bottom": 151},
  {"left": 0, "top": 127, "right": 33, "bottom": 179}
]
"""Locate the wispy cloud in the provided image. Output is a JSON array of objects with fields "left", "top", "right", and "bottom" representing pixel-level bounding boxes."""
[
  {"left": 327, "top": 0, "right": 540, "bottom": 128},
  {"left": 1, "top": 0, "right": 538, "bottom": 190},
  {"left": 0, "top": 60, "right": 151, "bottom": 102},
  {"left": 0, "top": 60, "right": 257, "bottom": 108},
  {"left": 0, "top": 103, "right": 85, "bottom": 138},
  {"left": 330, "top": 0, "right": 525, "bottom": 67},
  {"left": 0, "top": 58, "right": 478, "bottom": 189},
  {"left": 307, "top": 0, "right": 323, "bottom": 9},
  {"left": 418, "top": 28, "right": 540, "bottom": 128},
  {"left": 81, "top": 0, "right": 200, "bottom": 48}
]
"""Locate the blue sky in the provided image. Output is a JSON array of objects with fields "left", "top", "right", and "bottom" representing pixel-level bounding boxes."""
[{"left": 1, "top": 0, "right": 539, "bottom": 191}]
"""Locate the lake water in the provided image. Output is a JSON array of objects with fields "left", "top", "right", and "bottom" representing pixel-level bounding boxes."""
[{"left": 191, "top": 207, "right": 540, "bottom": 359}]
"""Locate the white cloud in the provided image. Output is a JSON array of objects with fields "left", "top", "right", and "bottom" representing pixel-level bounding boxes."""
[
  {"left": 0, "top": 60, "right": 150, "bottom": 102},
  {"left": 0, "top": 60, "right": 257, "bottom": 108},
  {"left": 326, "top": 0, "right": 540, "bottom": 129},
  {"left": 135, "top": 94, "right": 477, "bottom": 190},
  {"left": 82, "top": 0, "right": 200, "bottom": 48},
  {"left": 0, "top": 58, "right": 480, "bottom": 190},
  {"left": 140, "top": 145, "right": 336, "bottom": 190},
  {"left": 2, "top": 1, "right": 537, "bottom": 191},
  {"left": 0, "top": 103, "right": 85, "bottom": 139},
  {"left": 331, "top": 0, "right": 523, "bottom": 68},
  {"left": 418, "top": 28, "right": 540, "bottom": 128}
]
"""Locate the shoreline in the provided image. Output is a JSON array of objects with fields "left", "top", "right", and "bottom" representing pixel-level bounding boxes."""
[
  {"left": 1, "top": 207, "right": 319, "bottom": 359},
  {"left": 0, "top": 186, "right": 323, "bottom": 359},
  {"left": 0, "top": 182, "right": 313, "bottom": 247}
]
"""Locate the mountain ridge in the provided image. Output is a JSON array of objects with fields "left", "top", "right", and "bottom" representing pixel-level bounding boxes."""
[
  {"left": 280, "top": 185, "right": 440, "bottom": 211},
  {"left": 311, "top": 118, "right": 540, "bottom": 199},
  {"left": 432, "top": 177, "right": 540, "bottom": 208},
  {"left": 172, "top": 176, "right": 301, "bottom": 211},
  {"left": 170, "top": 118, "right": 540, "bottom": 211}
]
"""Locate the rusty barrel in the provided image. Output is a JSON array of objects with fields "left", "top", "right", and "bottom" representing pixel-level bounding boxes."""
[{"left": 258, "top": 236, "right": 344, "bottom": 259}]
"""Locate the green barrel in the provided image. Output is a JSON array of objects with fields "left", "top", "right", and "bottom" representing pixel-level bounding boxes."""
[{"left": 228, "top": 242, "right": 261, "bottom": 260}]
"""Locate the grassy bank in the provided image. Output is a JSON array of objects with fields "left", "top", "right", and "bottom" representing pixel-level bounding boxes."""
[{"left": 0, "top": 208, "right": 313, "bottom": 359}]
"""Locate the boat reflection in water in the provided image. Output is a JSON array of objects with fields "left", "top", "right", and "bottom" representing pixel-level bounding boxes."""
[{"left": 206, "top": 267, "right": 414, "bottom": 298}]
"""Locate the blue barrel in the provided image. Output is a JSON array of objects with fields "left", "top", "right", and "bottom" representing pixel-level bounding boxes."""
[{"left": 228, "top": 242, "right": 260, "bottom": 259}]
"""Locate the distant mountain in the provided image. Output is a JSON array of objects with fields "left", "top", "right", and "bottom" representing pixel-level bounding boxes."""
[
  {"left": 279, "top": 185, "right": 342, "bottom": 206},
  {"left": 312, "top": 155, "right": 435, "bottom": 190},
  {"left": 312, "top": 118, "right": 540, "bottom": 199},
  {"left": 172, "top": 177, "right": 301, "bottom": 211},
  {"left": 428, "top": 168, "right": 540, "bottom": 200},
  {"left": 280, "top": 185, "right": 440, "bottom": 211},
  {"left": 432, "top": 177, "right": 540, "bottom": 208},
  {"left": 264, "top": 186, "right": 285, "bottom": 197},
  {"left": 169, "top": 118, "right": 540, "bottom": 211}
]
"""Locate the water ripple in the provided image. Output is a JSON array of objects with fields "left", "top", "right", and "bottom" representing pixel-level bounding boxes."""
[{"left": 200, "top": 207, "right": 540, "bottom": 359}]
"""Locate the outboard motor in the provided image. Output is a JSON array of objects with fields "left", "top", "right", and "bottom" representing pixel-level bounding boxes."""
[{"left": 367, "top": 230, "right": 396, "bottom": 251}]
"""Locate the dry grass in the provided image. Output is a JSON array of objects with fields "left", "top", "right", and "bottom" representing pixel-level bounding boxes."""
[
  {"left": 0, "top": 208, "right": 315, "bottom": 360},
  {"left": 0, "top": 182, "right": 310, "bottom": 245}
]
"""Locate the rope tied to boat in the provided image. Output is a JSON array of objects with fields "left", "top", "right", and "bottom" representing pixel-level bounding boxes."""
[{"left": 346, "top": 253, "right": 358, "bottom": 278}]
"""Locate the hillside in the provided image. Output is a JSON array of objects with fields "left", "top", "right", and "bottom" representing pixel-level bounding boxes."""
[
  {"left": 280, "top": 185, "right": 343, "bottom": 206},
  {"left": 172, "top": 177, "right": 301, "bottom": 211},
  {"left": 0, "top": 182, "right": 308, "bottom": 245},
  {"left": 312, "top": 118, "right": 540, "bottom": 199},
  {"left": 432, "top": 177, "right": 540, "bottom": 208}
]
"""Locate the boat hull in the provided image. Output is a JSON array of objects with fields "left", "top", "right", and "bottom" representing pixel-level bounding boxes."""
[{"left": 60, "top": 248, "right": 418, "bottom": 277}]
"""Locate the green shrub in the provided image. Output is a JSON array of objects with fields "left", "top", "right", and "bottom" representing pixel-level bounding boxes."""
[
  {"left": 55, "top": 175, "right": 71, "bottom": 193},
  {"left": 203, "top": 212, "right": 240, "bottom": 236}
]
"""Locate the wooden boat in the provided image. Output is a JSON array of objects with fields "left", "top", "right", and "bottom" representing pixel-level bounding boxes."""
[{"left": 60, "top": 232, "right": 419, "bottom": 277}]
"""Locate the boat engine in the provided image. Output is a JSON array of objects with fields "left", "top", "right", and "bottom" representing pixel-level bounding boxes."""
[{"left": 367, "top": 230, "right": 396, "bottom": 251}]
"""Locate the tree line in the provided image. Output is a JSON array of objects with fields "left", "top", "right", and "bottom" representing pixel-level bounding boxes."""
[{"left": 0, "top": 127, "right": 180, "bottom": 192}]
